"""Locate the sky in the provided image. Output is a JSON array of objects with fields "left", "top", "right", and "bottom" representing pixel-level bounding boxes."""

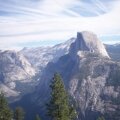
[{"left": 0, "top": 0, "right": 120, "bottom": 50}]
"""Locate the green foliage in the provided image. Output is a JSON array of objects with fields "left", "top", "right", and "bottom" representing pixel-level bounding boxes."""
[
  {"left": 69, "top": 105, "right": 77, "bottom": 120},
  {"left": 14, "top": 107, "right": 25, "bottom": 120},
  {"left": 97, "top": 116, "right": 105, "bottom": 120},
  {"left": 0, "top": 92, "right": 13, "bottom": 120},
  {"left": 46, "top": 73, "right": 77, "bottom": 120},
  {"left": 35, "top": 114, "right": 41, "bottom": 120}
]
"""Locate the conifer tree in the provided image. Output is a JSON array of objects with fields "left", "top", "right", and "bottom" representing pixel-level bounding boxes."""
[
  {"left": 0, "top": 92, "right": 13, "bottom": 120},
  {"left": 46, "top": 73, "right": 77, "bottom": 120},
  {"left": 14, "top": 107, "right": 25, "bottom": 120}
]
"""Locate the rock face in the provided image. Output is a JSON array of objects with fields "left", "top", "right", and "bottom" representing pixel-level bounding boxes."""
[
  {"left": 21, "top": 32, "right": 109, "bottom": 72},
  {"left": 42, "top": 56, "right": 120, "bottom": 120},
  {"left": 21, "top": 31, "right": 109, "bottom": 76},
  {"left": 0, "top": 50, "right": 35, "bottom": 97},
  {"left": 21, "top": 38, "right": 75, "bottom": 72},
  {"left": 35, "top": 32, "right": 120, "bottom": 120},
  {"left": 70, "top": 31, "right": 109, "bottom": 58}
]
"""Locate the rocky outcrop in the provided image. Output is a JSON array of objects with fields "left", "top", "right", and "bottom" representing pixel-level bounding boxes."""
[
  {"left": 35, "top": 32, "right": 119, "bottom": 120},
  {"left": 68, "top": 56, "right": 120, "bottom": 120},
  {"left": 20, "top": 38, "right": 75, "bottom": 72},
  {"left": 21, "top": 32, "right": 109, "bottom": 72},
  {"left": 0, "top": 50, "right": 35, "bottom": 82},
  {"left": 0, "top": 50, "right": 36, "bottom": 97},
  {"left": 70, "top": 31, "right": 109, "bottom": 58}
]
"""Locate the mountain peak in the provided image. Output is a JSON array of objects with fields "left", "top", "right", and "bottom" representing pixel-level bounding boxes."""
[
  {"left": 70, "top": 31, "right": 109, "bottom": 58},
  {"left": 77, "top": 31, "right": 92, "bottom": 37}
]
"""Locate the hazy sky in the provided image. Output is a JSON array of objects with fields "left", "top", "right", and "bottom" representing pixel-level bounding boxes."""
[{"left": 0, "top": 0, "right": 120, "bottom": 49}]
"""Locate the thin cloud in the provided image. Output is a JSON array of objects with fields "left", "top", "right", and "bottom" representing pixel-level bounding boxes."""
[{"left": 0, "top": 0, "right": 120, "bottom": 49}]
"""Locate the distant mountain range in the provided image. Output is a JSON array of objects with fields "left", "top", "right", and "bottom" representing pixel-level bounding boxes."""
[
  {"left": 0, "top": 31, "right": 120, "bottom": 120},
  {"left": 105, "top": 43, "right": 120, "bottom": 61}
]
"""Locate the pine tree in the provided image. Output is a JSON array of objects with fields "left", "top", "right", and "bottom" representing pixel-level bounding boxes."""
[
  {"left": 0, "top": 92, "right": 13, "bottom": 120},
  {"left": 46, "top": 73, "right": 77, "bottom": 120},
  {"left": 14, "top": 107, "right": 25, "bottom": 120},
  {"left": 35, "top": 114, "right": 41, "bottom": 120}
]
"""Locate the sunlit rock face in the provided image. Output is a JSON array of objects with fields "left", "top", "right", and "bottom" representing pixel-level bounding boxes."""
[
  {"left": 20, "top": 37, "right": 76, "bottom": 72},
  {"left": 70, "top": 31, "right": 109, "bottom": 58},
  {"left": 0, "top": 50, "right": 35, "bottom": 97}
]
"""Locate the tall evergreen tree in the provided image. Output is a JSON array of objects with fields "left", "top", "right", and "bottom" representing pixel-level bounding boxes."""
[
  {"left": 0, "top": 92, "right": 13, "bottom": 120},
  {"left": 46, "top": 73, "right": 77, "bottom": 120},
  {"left": 14, "top": 107, "right": 25, "bottom": 120}
]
